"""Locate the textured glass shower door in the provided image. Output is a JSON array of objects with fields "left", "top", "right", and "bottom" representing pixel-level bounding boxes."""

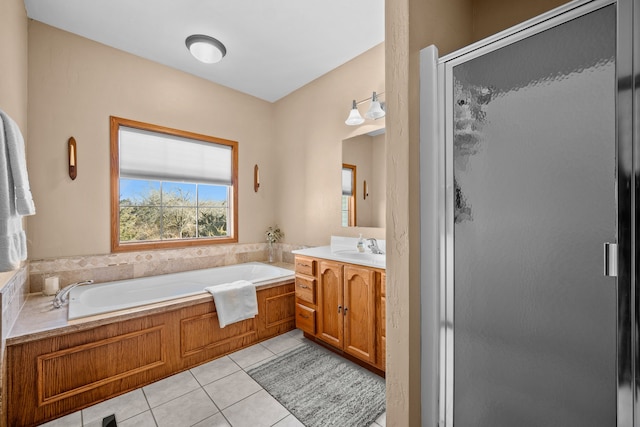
[{"left": 446, "top": 3, "right": 617, "bottom": 426}]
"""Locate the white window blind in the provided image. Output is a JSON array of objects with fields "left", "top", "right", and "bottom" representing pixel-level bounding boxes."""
[
  {"left": 119, "top": 126, "right": 232, "bottom": 185},
  {"left": 342, "top": 168, "right": 353, "bottom": 196}
]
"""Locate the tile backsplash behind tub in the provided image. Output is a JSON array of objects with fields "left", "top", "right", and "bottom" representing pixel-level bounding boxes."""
[{"left": 29, "top": 243, "right": 304, "bottom": 293}]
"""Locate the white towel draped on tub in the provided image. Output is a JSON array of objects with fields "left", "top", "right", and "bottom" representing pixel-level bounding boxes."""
[
  {"left": 205, "top": 280, "right": 258, "bottom": 328},
  {"left": 0, "top": 109, "right": 35, "bottom": 272}
]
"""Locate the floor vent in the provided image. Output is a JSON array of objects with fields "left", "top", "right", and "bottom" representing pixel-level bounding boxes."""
[{"left": 102, "top": 414, "right": 117, "bottom": 427}]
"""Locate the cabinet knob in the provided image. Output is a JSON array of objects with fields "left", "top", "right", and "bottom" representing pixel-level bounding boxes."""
[
  {"left": 343, "top": 307, "right": 348, "bottom": 316},
  {"left": 338, "top": 305, "right": 342, "bottom": 314}
]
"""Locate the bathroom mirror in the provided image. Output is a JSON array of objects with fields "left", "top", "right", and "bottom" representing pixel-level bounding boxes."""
[{"left": 341, "top": 129, "right": 386, "bottom": 228}]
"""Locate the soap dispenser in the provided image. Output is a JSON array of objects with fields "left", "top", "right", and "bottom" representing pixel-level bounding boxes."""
[{"left": 357, "top": 234, "right": 365, "bottom": 253}]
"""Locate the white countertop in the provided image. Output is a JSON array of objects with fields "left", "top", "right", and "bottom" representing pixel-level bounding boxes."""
[{"left": 292, "top": 236, "right": 385, "bottom": 269}]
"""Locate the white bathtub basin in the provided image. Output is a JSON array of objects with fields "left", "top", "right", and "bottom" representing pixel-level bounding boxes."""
[{"left": 67, "top": 262, "right": 294, "bottom": 320}]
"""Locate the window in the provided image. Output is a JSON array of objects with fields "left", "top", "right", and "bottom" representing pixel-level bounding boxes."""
[
  {"left": 110, "top": 116, "right": 238, "bottom": 252},
  {"left": 341, "top": 164, "right": 356, "bottom": 227}
]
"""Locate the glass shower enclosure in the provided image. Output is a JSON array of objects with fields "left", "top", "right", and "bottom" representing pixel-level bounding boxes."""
[{"left": 420, "top": 0, "right": 637, "bottom": 425}]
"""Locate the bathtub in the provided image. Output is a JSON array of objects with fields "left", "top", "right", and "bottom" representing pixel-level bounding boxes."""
[
  {"left": 67, "top": 262, "right": 294, "bottom": 320},
  {"left": 8, "top": 263, "right": 297, "bottom": 426}
]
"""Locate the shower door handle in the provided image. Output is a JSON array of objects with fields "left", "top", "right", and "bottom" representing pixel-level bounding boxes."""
[{"left": 603, "top": 242, "right": 618, "bottom": 277}]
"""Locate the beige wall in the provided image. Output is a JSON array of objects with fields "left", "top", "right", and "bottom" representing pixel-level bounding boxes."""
[
  {"left": 371, "top": 133, "right": 386, "bottom": 227},
  {"left": 26, "top": 24, "right": 388, "bottom": 260},
  {"left": 342, "top": 133, "right": 386, "bottom": 228},
  {"left": 0, "top": 0, "right": 28, "bottom": 133},
  {"left": 385, "top": 0, "right": 572, "bottom": 425},
  {"left": 273, "top": 43, "right": 386, "bottom": 247},
  {"left": 343, "top": 134, "right": 372, "bottom": 226},
  {"left": 27, "top": 22, "right": 278, "bottom": 259},
  {"left": 472, "top": 0, "right": 571, "bottom": 41}
]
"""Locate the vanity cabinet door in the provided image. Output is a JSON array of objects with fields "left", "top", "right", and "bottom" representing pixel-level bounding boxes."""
[
  {"left": 380, "top": 272, "right": 386, "bottom": 370},
  {"left": 317, "top": 261, "right": 344, "bottom": 348},
  {"left": 344, "top": 265, "right": 376, "bottom": 364}
]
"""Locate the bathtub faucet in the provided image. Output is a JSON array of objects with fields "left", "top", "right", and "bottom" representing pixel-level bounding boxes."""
[{"left": 52, "top": 280, "right": 94, "bottom": 309}]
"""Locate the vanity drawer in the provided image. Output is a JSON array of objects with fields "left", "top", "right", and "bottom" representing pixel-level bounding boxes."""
[
  {"left": 295, "top": 256, "right": 316, "bottom": 276},
  {"left": 381, "top": 296, "right": 386, "bottom": 337},
  {"left": 295, "top": 276, "right": 316, "bottom": 304},
  {"left": 296, "top": 303, "right": 316, "bottom": 334}
]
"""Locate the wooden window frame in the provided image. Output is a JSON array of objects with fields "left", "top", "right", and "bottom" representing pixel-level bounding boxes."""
[
  {"left": 110, "top": 116, "right": 239, "bottom": 252},
  {"left": 342, "top": 163, "right": 357, "bottom": 227}
]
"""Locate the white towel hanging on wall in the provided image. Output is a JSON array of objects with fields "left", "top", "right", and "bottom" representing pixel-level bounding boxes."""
[{"left": 0, "top": 109, "right": 36, "bottom": 272}]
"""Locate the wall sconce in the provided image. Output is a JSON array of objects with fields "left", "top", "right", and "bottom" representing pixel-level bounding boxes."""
[
  {"left": 254, "top": 164, "right": 260, "bottom": 192},
  {"left": 345, "top": 91, "right": 386, "bottom": 126},
  {"left": 68, "top": 137, "right": 77, "bottom": 180}
]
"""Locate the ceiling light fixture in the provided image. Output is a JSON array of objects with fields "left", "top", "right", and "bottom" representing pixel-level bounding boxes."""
[
  {"left": 185, "top": 34, "right": 227, "bottom": 64},
  {"left": 345, "top": 91, "right": 385, "bottom": 126}
]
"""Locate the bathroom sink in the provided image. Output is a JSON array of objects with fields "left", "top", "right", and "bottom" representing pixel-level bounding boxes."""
[
  {"left": 292, "top": 237, "right": 387, "bottom": 269},
  {"left": 332, "top": 250, "right": 386, "bottom": 267}
]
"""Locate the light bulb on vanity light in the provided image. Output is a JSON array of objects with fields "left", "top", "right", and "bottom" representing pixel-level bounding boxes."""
[
  {"left": 345, "top": 100, "right": 365, "bottom": 126},
  {"left": 365, "top": 92, "right": 385, "bottom": 120}
]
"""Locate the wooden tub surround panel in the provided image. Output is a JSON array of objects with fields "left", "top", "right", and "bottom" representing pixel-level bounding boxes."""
[
  {"left": 5, "top": 281, "right": 295, "bottom": 427},
  {"left": 180, "top": 310, "right": 256, "bottom": 358},
  {"left": 38, "top": 325, "right": 166, "bottom": 405},
  {"left": 257, "top": 285, "right": 296, "bottom": 336},
  {"left": 263, "top": 291, "right": 296, "bottom": 330}
]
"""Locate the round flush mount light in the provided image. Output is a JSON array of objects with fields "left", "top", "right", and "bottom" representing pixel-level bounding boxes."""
[{"left": 185, "top": 34, "right": 227, "bottom": 64}]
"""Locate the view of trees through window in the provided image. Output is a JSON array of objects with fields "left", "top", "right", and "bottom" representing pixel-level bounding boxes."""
[{"left": 119, "top": 178, "right": 229, "bottom": 242}]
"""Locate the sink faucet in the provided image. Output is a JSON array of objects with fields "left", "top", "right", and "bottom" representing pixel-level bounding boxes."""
[
  {"left": 367, "top": 238, "right": 384, "bottom": 254},
  {"left": 52, "top": 280, "right": 94, "bottom": 309}
]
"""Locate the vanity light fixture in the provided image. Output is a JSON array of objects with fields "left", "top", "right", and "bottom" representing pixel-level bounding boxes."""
[
  {"left": 186, "top": 34, "right": 227, "bottom": 64},
  {"left": 345, "top": 92, "right": 386, "bottom": 126}
]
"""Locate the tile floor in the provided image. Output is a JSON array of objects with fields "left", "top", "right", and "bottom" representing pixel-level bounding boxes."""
[{"left": 38, "top": 329, "right": 387, "bottom": 427}]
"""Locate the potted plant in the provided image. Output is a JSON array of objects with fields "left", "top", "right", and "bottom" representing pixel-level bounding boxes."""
[{"left": 265, "top": 225, "right": 284, "bottom": 263}]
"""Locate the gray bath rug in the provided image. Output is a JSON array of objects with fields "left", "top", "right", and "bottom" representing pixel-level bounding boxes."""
[{"left": 246, "top": 340, "right": 385, "bottom": 427}]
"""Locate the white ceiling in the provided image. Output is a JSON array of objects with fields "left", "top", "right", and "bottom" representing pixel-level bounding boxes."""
[{"left": 24, "top": 0, "right": 385, "bottom": 103}]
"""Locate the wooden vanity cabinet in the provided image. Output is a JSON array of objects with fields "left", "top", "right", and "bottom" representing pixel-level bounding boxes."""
[
  {"left": 294, "top": 256, "right": 317, "bottom": 335},
  {"left": 342, "top": 264, "right": 376, "bottom": 364},
  {"left": 316, "top": 261, "right": 344, "bottom": 348},
  {"left": 294, "top": 254, "right": 384, "bottom": 371},
  {"left": 379, "top": 273, "right": 386, "bottom": 370}
]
